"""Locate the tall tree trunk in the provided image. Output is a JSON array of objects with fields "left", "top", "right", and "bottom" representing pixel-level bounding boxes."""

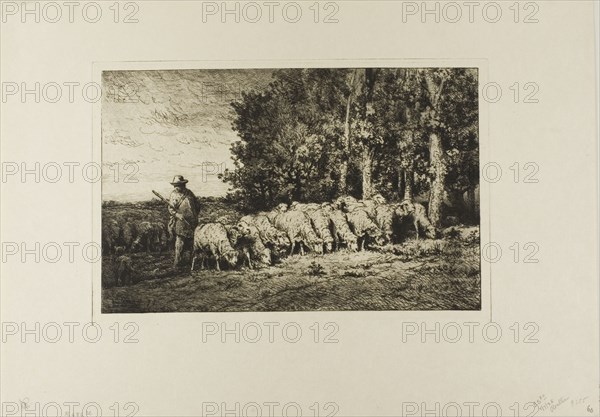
[
  {"left": 464, "top": 185, "right": 477, "bottom": 223},
  {"left": 361, "top": 146, "right": 374, "bottom": 199},
  {"left": 403, "top": 168, "right": 414, "bottom": 201},
  {"left": 293, "top": 172, "right": 303, "bottom": 202},
  {"left": 358, "top": 68, "right": 378, "bottom": 200},
  {"left": 428, "top": 132, "right": 445, "bottom": 227},
  {"left": 339, "top": 157, "right": 348, "bottom": 197},
  {"left": 420, "top": 69, "right": 449, "bottom": 229},
  {"left": 397, "top": 167, "right": 405, "bottom": 200},
  {"left": 339, "top": 70, "right": 357, "bottom": 196},
  {"left": 398, "top": 127, "right": 416, "bottom": 202}
]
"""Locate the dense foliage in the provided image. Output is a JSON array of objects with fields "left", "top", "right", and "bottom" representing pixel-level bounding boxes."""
[{"left": 220, "top": 68, "right": 479, "bottom": 224}]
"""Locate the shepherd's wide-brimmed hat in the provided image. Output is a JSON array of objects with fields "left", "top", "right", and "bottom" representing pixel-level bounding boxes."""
[{"left": 170, "top": 175, "right": 189, "bottom": 186}]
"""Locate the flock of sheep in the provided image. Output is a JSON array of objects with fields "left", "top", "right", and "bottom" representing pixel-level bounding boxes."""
[
  {"left": 191, "top": 195, "right": 436, "bottom": 271},
  {"left": 104, "top": 195, "right": 437, "bottom": 285},
  {"left": 103, "top": 216, "right": 170, "bottom": 256}
]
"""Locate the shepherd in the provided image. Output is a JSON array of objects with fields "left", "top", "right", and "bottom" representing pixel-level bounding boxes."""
[{"left": 155, "top": 175, "right": 199, "bottom": 267}]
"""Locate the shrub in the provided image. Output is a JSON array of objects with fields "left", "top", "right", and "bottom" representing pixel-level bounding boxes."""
[{"left": 307, "top": 261, "right": 326, "bottom": 276}]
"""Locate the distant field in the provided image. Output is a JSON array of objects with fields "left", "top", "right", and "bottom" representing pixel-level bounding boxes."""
[
  {"left": 102, "top": 196, "right": 244, "bottom": 226},
  {"left": 101, "top": 226, "right": 480, "bottom": 313}
]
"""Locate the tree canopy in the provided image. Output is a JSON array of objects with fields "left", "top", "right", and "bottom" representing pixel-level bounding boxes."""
[{"left": 220, "top": 67, "right": 479, "bottom": 224}]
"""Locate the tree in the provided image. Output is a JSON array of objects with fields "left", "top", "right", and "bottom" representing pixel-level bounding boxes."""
[
  {"left": 301, "top": 68, "right": 355, "bottom": 197},
  {"left": 413, "top": 68, "right": 479, "bottom": 227},
  {"left": 369, "top": 68, "right": 428, "bottom": 202},
  {"left": 339, "top": 69, "right": 358, "bottom": 195},
  {"left": 438, "top": 68, "right": 479, "bottom": 222},
  {"left": 222, "top": 69, "right": 346, "bottom": 210},
  {"left": 222, "top": 67, "right": 479, "bottom": 221},
  {"left": 419, "top": 68, "right": 451, "bottom": 227},
  {"left": 352, "top": 68, "right": 381, "bottom": 199}
]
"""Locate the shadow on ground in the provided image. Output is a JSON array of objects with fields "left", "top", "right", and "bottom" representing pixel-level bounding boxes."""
[{"left": 102, "top": 226, "right": 480, "bottom": 313}]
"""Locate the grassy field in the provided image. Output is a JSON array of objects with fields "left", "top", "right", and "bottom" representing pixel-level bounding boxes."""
[
  {"left": 102, "top": 196, "right": 243, "bottom": 226},
  {"left": 101, "top": 226, "right": 480, "bottom": 313}
]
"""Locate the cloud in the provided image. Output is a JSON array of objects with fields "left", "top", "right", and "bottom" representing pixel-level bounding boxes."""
[{"left": 101, "top": 69, "right": 273, "bottom": 201}]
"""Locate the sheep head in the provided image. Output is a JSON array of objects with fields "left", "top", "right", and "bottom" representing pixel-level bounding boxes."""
[{"left": 224, "top": 250, "right": 239, "bottom": 267}]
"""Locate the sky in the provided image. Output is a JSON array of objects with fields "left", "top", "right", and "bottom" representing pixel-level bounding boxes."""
[{"left": 101, "top": 69, "right": 274, "bottom": 202}]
